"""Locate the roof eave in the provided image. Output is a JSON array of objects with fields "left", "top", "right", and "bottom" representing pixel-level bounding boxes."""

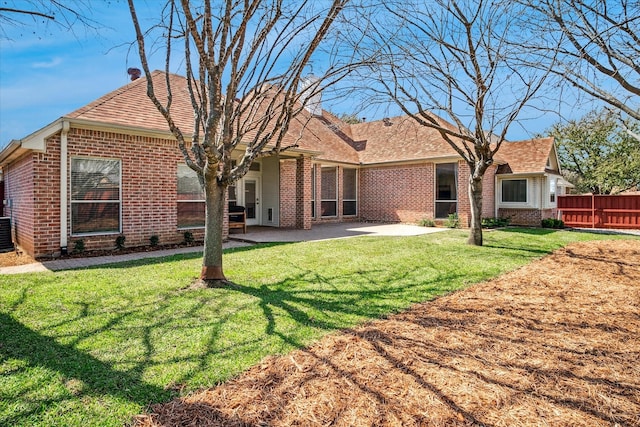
[
  {"left": 359, "top": 154, "right": 461, "bottom": 168},
  {"left": 0, "top": 119, "right": 64, "bottom": 168}
]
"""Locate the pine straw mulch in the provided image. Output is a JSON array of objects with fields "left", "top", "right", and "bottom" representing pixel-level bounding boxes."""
[
  {"left": 0, "top": 250, "right": 36, "bottom": 267},
  {"left": 134, "top": 239, "right": 640, "bottom": 427}
]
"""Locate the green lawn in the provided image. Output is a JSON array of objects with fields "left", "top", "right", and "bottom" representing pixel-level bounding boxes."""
[{"left": 1, "top": 228, "right": 636, "bottom": 427}]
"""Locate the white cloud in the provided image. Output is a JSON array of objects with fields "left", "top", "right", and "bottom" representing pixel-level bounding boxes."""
[{"left": 31, "top": 57, "right": 63, "bottom": 69}]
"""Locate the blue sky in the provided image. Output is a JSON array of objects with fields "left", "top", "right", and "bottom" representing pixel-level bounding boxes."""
[
  {"left": 0, "top": 1, "right": 168, "bottom": 146},
  {"left": 0, "top": 1, "right": 602, "bottom": 148}
]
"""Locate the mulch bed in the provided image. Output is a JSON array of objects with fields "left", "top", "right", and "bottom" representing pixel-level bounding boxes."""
[
  {"left": 134, "top": 240, "right": 640, "bottom": 427},
  {"left": 0, "top": 242, "right": 203, "bottom": 268}
]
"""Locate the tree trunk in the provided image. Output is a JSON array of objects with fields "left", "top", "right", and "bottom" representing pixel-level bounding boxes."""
[
  {"left": 200, "top": 176, "right": 227, "bottom": 283},
  {"left": 467, "top": 173, "right": 484, "bottom": 246}
]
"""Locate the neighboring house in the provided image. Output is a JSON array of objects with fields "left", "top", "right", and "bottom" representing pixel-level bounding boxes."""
[{"left": 0, "top": 71, "right": 569, "bottom": 258}]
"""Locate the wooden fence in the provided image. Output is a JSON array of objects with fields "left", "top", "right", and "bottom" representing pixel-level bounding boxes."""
[{"left": 557, "top": 194, "right": 640, "bottom": 229}]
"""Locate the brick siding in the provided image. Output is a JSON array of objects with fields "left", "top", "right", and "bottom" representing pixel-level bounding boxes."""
[
  {"left": 482, "top": 165, "right": 497, "bottom": 218},
  {"left": 296, "top": 157, "right": 312, "bottom": 229},
  {"left": 7, "top": 128, "right": 214, "bottom": 258},
  {"left": 498, "top": 207, "right": 556, "bottom": 226},
  {"left": 279, "top": 159, "right": 297, "bottom": 228},
  {"left": 3, "top": 153, "right": 36, "bottom": 255},
  {"left": 359, "top": 163, "right": 435, "bottom": 223}
]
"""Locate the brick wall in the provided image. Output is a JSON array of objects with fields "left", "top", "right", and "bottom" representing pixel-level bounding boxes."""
[
  {"left": 6, "top": 128, "right": 216, "bottom": 258},
  {"left": 498, "top": 208, "right": 555, "bottom": 226},
  {"left": 359, "top": 163, "right": 434, "bottom": 223},
  {"left": 3, "top": 153, "right": 36, "bottom": 255},
  {"left": 482, "top": 165, "right": 497, "bottom": 218},
  {"left": 296, "top": 157, "right": 311, "bottom": 229},
  {"left": 32, "top": 134, "right": 62, "bottom": 257},
  {"left": 457, "top": 160, "right": 471, "bottom": 227},
  {"left": 279, "top": 159, "right": 297, "bottom": 228}
]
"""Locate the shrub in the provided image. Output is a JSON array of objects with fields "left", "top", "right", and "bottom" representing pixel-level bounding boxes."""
[
  {"left": 115, "top": 235, "right": 126, "bottom": 250},
  {"left": 444, "top": 213, "right": 460, "bottom": 228},
  {"left": 482, "top": 217, "right": 511, "bottom": 229},
  {"left": 418, "top": 218, "right": 436, "bottom": 227},
  {"left": 149, "top": 235, "right": 160, "bottom": 247},
  {"left": 541, "top": 218, "right": 565, "bottom": 229},
  {"left": 183, "top": 231, "right": 195, "bottom": 245},
  {"left": 73, "top": 239, "right": 85, "bottom": 254}
]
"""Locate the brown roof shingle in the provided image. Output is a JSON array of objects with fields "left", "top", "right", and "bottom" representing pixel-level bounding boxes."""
[
  {"left": 350, "top": 116, "right": 463, "bottom": 164},
  {"left": 495, "top": 137, "right": 556, "bottom": 174},
  {"left": 62, "top": 71, "right": 555, "bottom": 172},
  {"left": 67, "top": 71, "right": 195, "bottom": 133}
]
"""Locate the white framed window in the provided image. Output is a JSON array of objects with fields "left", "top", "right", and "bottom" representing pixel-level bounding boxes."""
[
  {"left": 502, "top": 179, "right": 528, "bottom": 203},
  {"left": 435, "top": 163, "right": 458, "bottom": 218},
  {"left": 177, "top": 164, "right": 205, "bottom": 228},
  {"left": 550, "top": 178, "right": 556, "bottom": 203},
  {"left": 71, "top": 157, "right": 121, "bottom": 235},
  {"left": 321, "top": 166, "right": 337, "bottom": 217},
  {"left": 342, "top": 168, "right": 357, "bottom": 216}
]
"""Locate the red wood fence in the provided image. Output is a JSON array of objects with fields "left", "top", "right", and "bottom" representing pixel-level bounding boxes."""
[{"left": 557, "top": 194, "right": 640, "bottom": 229}]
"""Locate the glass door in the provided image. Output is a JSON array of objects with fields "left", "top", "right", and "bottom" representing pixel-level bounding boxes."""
[{"left": 244, "top": 177, "right": 261, "bottom": 226}]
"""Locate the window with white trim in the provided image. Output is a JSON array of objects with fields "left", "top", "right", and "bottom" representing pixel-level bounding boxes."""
[
  {"left": 177, "top": 164, "right": 205, "bottom": 228},
  {"left": 550, "top": 178, "right": 556, "bottom": 203},
  {"left": 342, "top": 168, "right": 357, "bottom": 216},
  {"left": 435, "top": 163, "right": 458, "bottom": 218},
  {"left": 321, "top": 166, "right": 337, "bottom": 217},
  {"left": 228, "top": 160, "right": 238, "bottom": 208},
  {"left": 71, "top": 158, "right": 121, "bottom": 235},
  {"left": 502, "top": 179, "right": 527, "bottom": 203}
]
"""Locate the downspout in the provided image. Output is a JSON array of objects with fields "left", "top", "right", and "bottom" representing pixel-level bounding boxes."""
[
  {"left": 60, "top": 121, "right": 70, "bottom": 254},
  {"left": 494, "top": 173, "right": 498, "bottom": 218}
]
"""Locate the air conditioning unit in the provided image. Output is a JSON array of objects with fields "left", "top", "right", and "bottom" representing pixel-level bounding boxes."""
[{"left": 0, "top": 217, "right": 14, "bottom": 253}]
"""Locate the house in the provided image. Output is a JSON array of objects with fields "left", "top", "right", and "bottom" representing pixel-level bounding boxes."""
[{"left": 0, "top": 71, "right": 569, "bottom": 258}]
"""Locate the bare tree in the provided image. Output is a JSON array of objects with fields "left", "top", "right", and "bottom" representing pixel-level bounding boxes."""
[
  {"left": 525, "top": 0, "right": 640, "bottom": 132},
  {"left": 128, "top": 0, "right": 350, "bottom": 284},
  {"left": 349, "top": 0, "right": 551, "bottom": 245},
  {"left": 0, "top": 0, "right": 97, "bottom": 37}
]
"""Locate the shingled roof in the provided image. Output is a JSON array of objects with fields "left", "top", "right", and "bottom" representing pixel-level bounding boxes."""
[
  {"left": 61, "top": 71, "right": 555, "bottom": 172},
  {"left": 67, "top": 71, "right": 194, "bottom": 133},
  {"left": 495, "top": 137, "right": 558, "bottom": 174}
]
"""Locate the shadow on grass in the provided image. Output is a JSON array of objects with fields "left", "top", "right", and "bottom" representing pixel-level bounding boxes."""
[
  {"left": 77, "top": 242, "right": 292, "bottom": 271},
  {"left": 222, "top": 268, "right": 465, "bottom": 349},
  {"left": 0, "top": 313, "right": 172, "bottom": 425}
]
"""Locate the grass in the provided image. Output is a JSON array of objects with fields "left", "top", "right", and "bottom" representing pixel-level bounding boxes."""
[{"left": 0, "top": 228, "right": 636, "bottom": 427}]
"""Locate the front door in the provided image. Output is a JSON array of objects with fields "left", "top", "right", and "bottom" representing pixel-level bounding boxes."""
[{"left": 244, "top": 177, "right": 261, "bottom": 226}]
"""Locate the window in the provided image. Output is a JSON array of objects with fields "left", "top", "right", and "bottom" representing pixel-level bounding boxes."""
[
  {"left": 502, "top": 179, "right": 527, "bottom": 203},
  {"left": 177, "top": 164, "right": 205, "bottom": 228},
  {"left": 228, "top": 184, "right": 238, "bottom": 207},
  {"left": 342, "top": 168, "right": 357, "bottom": 216},
  {"left": 228, "top": 160, "right": 238, "bottom": 208},
  {"left": 435, "top": 163, "right": 457, "bottom": 218},
  {"left": 321, "top": 166, "right": 337, "bottom": 217},
  {"left": 71, "top": 158, "right": 121, "bottom": 234},
  {"left": 311, "top": 165, "right": 316, "bottom": 218},
  {"left": 550, "top": 178, "right": 556, "bottom": 203}
]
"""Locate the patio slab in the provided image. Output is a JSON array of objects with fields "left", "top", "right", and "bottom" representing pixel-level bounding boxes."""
[{"left": 229, "top": 222, "right": 447, "bottom": 243}]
